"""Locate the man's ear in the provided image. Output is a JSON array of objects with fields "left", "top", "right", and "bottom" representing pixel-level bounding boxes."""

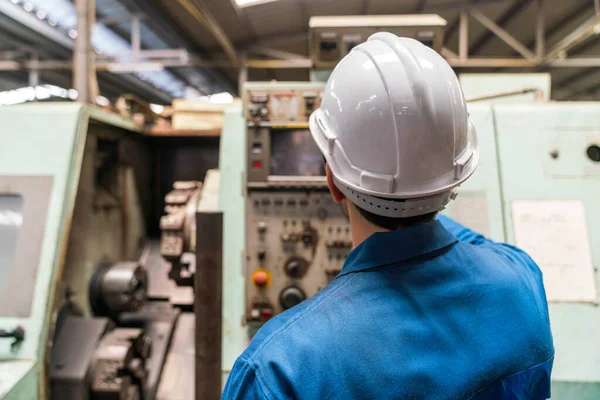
[{"left": 326, "top": 165, "right": 345, "bottom": 203}]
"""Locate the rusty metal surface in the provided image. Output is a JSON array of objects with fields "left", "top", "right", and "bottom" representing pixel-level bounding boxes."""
[{"left": 195, "top": 212, "right": 223, "bottom": 400}]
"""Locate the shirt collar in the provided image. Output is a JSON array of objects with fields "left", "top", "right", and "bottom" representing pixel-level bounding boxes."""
[{"left": 338, "top": 220, "right": 458, "bottom": 277}]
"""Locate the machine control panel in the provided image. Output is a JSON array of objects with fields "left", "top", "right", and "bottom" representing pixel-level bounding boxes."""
[
  {"left": 246, "top": 87, "right": 322, "bottom": 125},
  {"left": 245, "top": 84, "right": 326, "bottom": 186},
  {"left": 244, "top": 83, "right": 350, "bottom": 327},
  {"left": 246, "top": 190, "right": 351, "bottom": 324}
]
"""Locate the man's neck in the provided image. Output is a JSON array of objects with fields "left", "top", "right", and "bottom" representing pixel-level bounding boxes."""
[{"left": 347, "top": 204, "right": 389, "bottom": 248}]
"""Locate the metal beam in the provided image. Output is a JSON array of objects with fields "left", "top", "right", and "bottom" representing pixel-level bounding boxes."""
[
  {"left": 249, "top": 46, "right": 306, "bottom": 60},
  {"left": 8, "top": 55, "right": 600, "bottom": 71},
  {"left": 238, "top": 51, "right": 247, "bottom": 95},
  {"left": 0, "top": 61, "right": 21, "bottom": 70},
  {"left": 441, "top": 47, "right": 459, "bottom": 59},
  {"left": 28, "top": 53, "right": 39, "bottom": 87},
  {"left": 175, "top": 0, "right": 239, "bottom": 66},
  {"left": 459, "top": 12, "right": 469, "bottom": 60},
  {"left": 97, "top": 13, "right": 145, "bottom": 26},
  {"left": 535, "top": 0, "right": 544, "bottom": 60},
  {"left": 535, "top": 1, "right": 595, "bottom": 89},
  {"left": 547, "top": 58, "right": 600, "bottom": 67},
  {"left": 131, "top": 15, "right": 142, "bottom": 59},
  {"left": 447, "top": 58, "right": 535, "bottom": 67},
  {"left": 116, "top": 0, "right": 235, "bottom": 93},
  {"left": 0, "top": 57, "right": 314, "bottom": 71},
  {"left": 470, "top": 10, "right": 535, "bottom": 60},
  {"left": 97, "top": 49, "right": 189, "bottom": 61},
  {"left": 545, "top": 15, "right": 600, "bottom": 60},
  {"left": 74, "top": 0, "right": 98, "bottom": 104},
  {"left": 0, "top": 0, "right": 176, "bottom": 102},
  {"left": 469, "top": 0, "right": 531, "bottom": 55}
]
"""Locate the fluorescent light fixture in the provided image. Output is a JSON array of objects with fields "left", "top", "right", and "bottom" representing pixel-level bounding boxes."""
[
  {"left": 209, "top": 92, "right": 234, "bottom": 104},
  {"left": 235, "top": 0, "right": 281, "bottom": 8},
  {"left": 96, "top": 95, "right": 110, "bottom": 107},
  {"left": 150, "top": 104, "right": 165, "bottom": 114},
  {"left": 0, "top": 84, "right": 73, "bottom": 106}
]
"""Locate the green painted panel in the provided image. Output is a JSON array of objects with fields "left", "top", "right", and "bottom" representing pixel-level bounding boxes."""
[
  {"left": 0, "top": 103, "right": 87, "bottom": 361},
  {"left": 494, "top": 103, "right": 600, "bottom": 397},
  {"left": 0, "top": 362, "right": 37, "bottom": 400},
  {"left": 443, "top": 104, "right": 506, "bottom": 242},
  {"left": 219, "top": 106, "right": 249, "bottom": 377},
  {"left": 0, "top": 103, "right": 142, "bottom": 399}
]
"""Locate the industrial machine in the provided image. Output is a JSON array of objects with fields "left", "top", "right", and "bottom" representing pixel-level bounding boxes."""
[
  {"left": 0, "top": 103, "right": 220, "bottom": 400},
  {"left": 242, "top": 82, "right": 352, "bottom": 325},
  {"left": 220, "top": 90, "right": 600, "bottom": 400},
  {"left": 218, "top": 27, "right": 600, "bottom": 398}
]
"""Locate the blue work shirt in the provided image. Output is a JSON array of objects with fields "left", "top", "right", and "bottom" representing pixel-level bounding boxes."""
[{"left": 223, "top": 216, "right": 554, "bottom": 400}]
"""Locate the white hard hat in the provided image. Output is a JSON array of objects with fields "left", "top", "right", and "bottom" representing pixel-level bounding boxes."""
[{"left": 309, "top": 32, "right": 478, "bottom": 218}]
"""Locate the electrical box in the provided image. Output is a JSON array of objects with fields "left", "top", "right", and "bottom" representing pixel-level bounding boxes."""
[{"left": 309, "top": 14, "right": 447, "bottom": 70}]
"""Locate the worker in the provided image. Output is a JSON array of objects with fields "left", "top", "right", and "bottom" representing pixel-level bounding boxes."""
[{"left": 223, "top": 33, "right": 554, "bottom": 400}]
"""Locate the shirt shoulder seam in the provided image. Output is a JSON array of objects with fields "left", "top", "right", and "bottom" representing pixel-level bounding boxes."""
[{"left": 245, "top": 357, "right": 276, "bottom": 400}]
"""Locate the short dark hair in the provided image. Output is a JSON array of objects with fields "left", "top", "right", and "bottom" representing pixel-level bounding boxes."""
[
  {"left": 324, "top": 159, "right": 437, "bottom": 230},
  {"left": 355, "top": 204, "right": 437, "bottom": 231}
]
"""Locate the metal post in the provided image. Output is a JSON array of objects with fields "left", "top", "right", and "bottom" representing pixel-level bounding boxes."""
[
  {"left": 74, "top": 0, "right": 98, "bottom": 104},
  {"left": 238, "top": 51, "right": 248, "bottom": 96},
  {"left": 131, "top": 15, "right": 141, "bottom": 60},
  {"left": 459, "top": 12, "right": 468, "bottom": 61},
  {"left": 195, "top": 212, "right": 223, "bottom": 400},
  {"left": 536, "top": 0, "right": 545, "bottom": 61},
  {"left": 29, "top": 53, "right": 39, "bottom": 87}
]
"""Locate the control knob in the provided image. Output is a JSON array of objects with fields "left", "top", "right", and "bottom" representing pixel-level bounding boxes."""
[
  {"left": 279, "top": 286, "right": 306, "bottom": 310},
  {"left": 283, "top": 256, "right": 309, "bottom": 278},
  {"left": 259, "top": 107, "right": 269, "bottom": 118}
]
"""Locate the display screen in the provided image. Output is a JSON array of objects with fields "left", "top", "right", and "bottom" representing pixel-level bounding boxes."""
[
  {"left": 0, "top": 194, "right": 22, "bottom": 293},
  {"left": 270, "top": 129, "right": 325, "bottom": 176}
]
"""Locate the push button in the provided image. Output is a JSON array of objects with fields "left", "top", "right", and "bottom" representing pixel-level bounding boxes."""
[{"left": 252, "top": 269, "right": 270, "bottom": 287}]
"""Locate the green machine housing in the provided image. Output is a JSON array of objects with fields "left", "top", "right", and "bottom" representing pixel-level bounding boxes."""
[
  {"left": 0, "top": 103, "right": 220, "bottom": 400},
  {"left": 219, "top": 84, "right": 600, "bottom": 398}
]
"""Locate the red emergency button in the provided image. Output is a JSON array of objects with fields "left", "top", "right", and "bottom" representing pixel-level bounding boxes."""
[
  {"left": 252, "top": 161, "right": 262, "bottom": 169},
  {"left": 252, "top": 269, "right": 270, "bottom": 287},
  {"left": 261, "top": 308, "right": 273, "bottom": 319}
]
